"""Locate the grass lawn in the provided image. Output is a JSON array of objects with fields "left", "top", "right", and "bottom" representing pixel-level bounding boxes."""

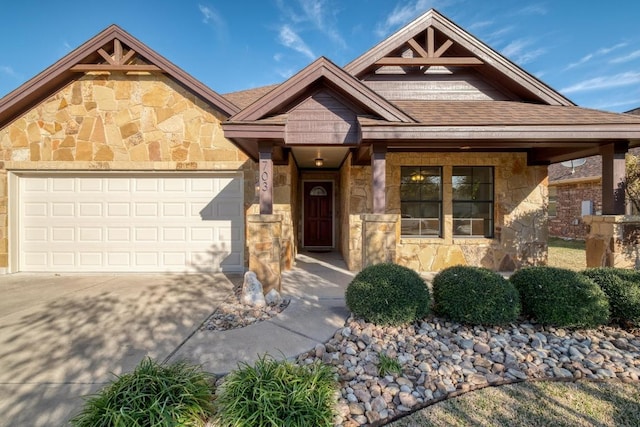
[
  {"left": 388, "top": 381, "right": 640, "bottom": 427},
  {"left": 548, "top": 237, "right": 586, "bottom": 271},
  {"left": 386, "top": 237, "right": 640, "bottom": 427}
]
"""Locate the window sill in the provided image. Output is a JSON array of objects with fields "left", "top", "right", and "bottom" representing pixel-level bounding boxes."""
[{"left": 452, "top": 237, "right": 494, "bottom": 244}]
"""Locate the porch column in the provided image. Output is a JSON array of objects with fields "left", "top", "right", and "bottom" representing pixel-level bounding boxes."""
[
  {"left": 361, "top": 214, "right": 400, "bottom": 267},
  {"left": 259, "top": 141, "right": 273, "bottom": 215},
  {"left": 247, "top": 214, "right": 282, "bottom": 293},
  {"left": 371, "top": 144, "right": 387, "bottom": 214},
  {"left": 601, "top": 141, "right": 628, "bottom": 215}
]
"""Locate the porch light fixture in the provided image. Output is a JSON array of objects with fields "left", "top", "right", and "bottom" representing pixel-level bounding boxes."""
[
  {"left": 410, "top": 172, "right": 425, "bottom": 182},
  {"left": 315, "top": 158, "right": 324, "bottom": 167}
]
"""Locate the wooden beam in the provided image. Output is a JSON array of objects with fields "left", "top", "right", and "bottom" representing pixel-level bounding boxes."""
[
  {"left": 121, "top": 48, "right": 136, "bottom": 65},
  {"left": 371, "top": 144, "right": 387, "bottom": 214},
  {"left": 427, "top": 27, "right": 435, "bottom": 57},
  {"left": 70, "top": 64, "right": 163, "bottom": 72},
  {"left": 375, "top": 57, "right": 483, "bottom": 66},
  {"left": 259, "top": 141, "right": 274, "bottom": 215},
  {"left": 407, "top": 38, "right": 429, "bottom": 58},
  {"left": 434, "top": 39, "right": 454, "bottom": 58},
  {"left": 114, "top": 39, "right": 123, "bottom": 64},
  {"left": 601, "top": 141, "right": 628, "bottom": 215},
  {"left": 97, "top": 48, "right": 116, "bottom": 65}
]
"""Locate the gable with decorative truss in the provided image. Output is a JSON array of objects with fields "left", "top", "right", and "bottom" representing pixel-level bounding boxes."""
[
  {"left": 346, "top": 9, "right": 572, "bottom": 106},
  {"left": 71, "top": 38, "right": 161, "bottom": 73},
  {"left": 0, "top": 25, "right": 237, "bottom": 128}
]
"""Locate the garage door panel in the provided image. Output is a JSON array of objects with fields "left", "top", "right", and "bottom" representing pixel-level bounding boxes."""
[{"left": 18, "top": 174, "right": 244, "bottom": 272}]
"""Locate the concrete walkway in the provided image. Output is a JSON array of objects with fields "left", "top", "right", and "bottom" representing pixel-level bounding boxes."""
[
  {"left": 169, "top": 251, "right": 352, "bottom": 373},
  {"left": 0, "top": 251, "right": 352, "bottom": 426}
]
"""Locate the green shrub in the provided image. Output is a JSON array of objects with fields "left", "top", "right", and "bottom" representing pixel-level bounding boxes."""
[
  {"left": 215, "top": 355, "right": 337, "bottom": 427},
  {"left": 582, "top": 268, "right": 640, "bottom": 327},
  {"left": 345, "top": 263, "right": 430, "bottom": 326},
  {"left": 70, "top": 357, "right": 214, "bottom": 427},
  {"left": 510, "top": 266, "right": 609, "bottom": 328},
  {"left": 432, "top": 266, "right": 520, "bottom": 325}
]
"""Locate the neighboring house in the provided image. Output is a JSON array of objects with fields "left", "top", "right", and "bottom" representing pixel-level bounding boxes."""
[
  {"left": 1, "top": 10, "right": 640, "bottom": 281},
  {"left": 548, "top": 107, "right": 640, "bottom": 240}
]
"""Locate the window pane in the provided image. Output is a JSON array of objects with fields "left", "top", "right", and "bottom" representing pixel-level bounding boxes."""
[
  {"left": 472, "top": 167, "right": 492, "bottom": 183},
  {"left": 400, "top": 166, "right": 442, "bottom": 237},
  {"left": 475, "top": 183, "right": 493, "bottom": 200},
  {"left": 401, "top": 219, "right": 421, "bottom": 236},
  {"left": 401, "top": 202, "right": 422, "bottom": 218}
]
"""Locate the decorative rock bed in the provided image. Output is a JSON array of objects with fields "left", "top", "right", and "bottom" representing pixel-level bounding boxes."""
[
  {"left": 296, "top": 316, "right": 640, "bottom": 427},
  {"left": 201, "top": 280, "right": 290, "bottom": 332}
]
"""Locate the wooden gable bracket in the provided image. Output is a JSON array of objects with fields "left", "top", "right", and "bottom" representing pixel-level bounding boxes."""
[
  {"left": 375, "top": 27, "right": 483, "bottom": 67},
  {"left": 70, "top": 38, "right": 163, "bottom": 73}
]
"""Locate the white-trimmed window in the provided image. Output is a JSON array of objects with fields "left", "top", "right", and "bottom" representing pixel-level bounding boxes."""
[
  {"left": 452, "top": 166, "right": 494, "bottom": 238},
  {"left": 400, "top": 166, "right": 442, "bottom": 237}
]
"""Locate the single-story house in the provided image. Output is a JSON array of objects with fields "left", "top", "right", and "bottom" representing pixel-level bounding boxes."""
[
  {"left": 2, "top": 9, "right": 640, "bottom": 288},
  {"left": 548, "top": 146, "right": 640, "bottom": 240}
]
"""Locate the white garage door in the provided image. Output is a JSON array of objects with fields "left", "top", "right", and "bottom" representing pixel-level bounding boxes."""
[{"left": 16, "top": 173, "right": 244, "bottom": 273}]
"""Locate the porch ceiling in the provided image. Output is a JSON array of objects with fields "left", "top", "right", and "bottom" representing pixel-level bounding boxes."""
[{"left": 291, "top": 146, "right": 350, "bottom": 169}]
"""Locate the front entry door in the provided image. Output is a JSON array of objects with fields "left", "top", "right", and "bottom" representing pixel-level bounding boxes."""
[{"left": 303, "top": 181, "right": 333, "bottom": 247}]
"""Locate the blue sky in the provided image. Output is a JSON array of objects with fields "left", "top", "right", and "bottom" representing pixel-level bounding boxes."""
[{"left": 1, "top": 0, "right": 639, "bottom": 112}]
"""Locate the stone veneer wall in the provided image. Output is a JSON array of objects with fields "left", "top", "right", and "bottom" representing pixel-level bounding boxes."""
[
  {"left": 584, "top": 215, "right": 640, "bottom": 268},
  {"left": 342, "top": 152, "right": 548, "bottom": 272},
  {"left": 340, "top": 156, "right": 369, "bottom": 270},
  {"left": 388, "top": 152, "right": 548, "bottom": 271},
  {"left": 0, "top": 73, "right": 254, "bottom": 269},
  {"left": 548, "top": 180, "right": 601, "bottom": 240}
]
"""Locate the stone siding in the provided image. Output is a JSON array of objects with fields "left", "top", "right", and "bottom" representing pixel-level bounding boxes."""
[
  {"left": 584, "top": 215, "right": 640, "bottom": 268},
  {"left": 341, "top": 152, "right": 548, "bottom": 272},
  {"left": 549, "top": 180, "right": 601, "bottom": 240},
  {"left": 0, "top": 73, "right": 254, "bottom": 269}
]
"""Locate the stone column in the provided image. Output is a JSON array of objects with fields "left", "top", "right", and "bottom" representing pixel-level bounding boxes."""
[
  {"left": 584, "top": 215, "right": 640, "bottom": 268},
  {"left": 361, "top": 214, "right": 399, "bottom": 268},
  {"left": 601, "top": 141, "right": 628, "bottom": 215},
  {"left": 247, "top": 214, "right": 282, "bottom": 293}
]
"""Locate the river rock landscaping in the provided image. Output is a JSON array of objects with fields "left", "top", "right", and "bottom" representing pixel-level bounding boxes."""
[{"left": 296, "top": 315, "right": 640, "bottom": 427}]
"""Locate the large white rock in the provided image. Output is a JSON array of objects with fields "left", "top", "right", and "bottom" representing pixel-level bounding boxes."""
[
  {"left": 241, "top": 271, "right": 266, "bottom": 307},
  {"left": 265, "top": 288, "right": 282, "bottom": 306}
]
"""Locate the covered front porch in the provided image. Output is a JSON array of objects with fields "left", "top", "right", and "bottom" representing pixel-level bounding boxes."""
[{"left": 220, "top": 10, "right": 640, "bottom": 291}]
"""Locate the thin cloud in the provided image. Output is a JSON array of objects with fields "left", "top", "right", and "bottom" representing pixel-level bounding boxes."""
[
  {"left": 593, "top": 97, "right": 640, "bottom": 111},
  {"left": 512, "top": 4, "right": 547, "bottom": 16},
  {"left": 198, "top": 4, "right": 224, "bottom": 27},
  {"left": 0, "top": 65, "right": 19, "bottom": 79},
  {"left": 561, "top": 71, "right": 640, "bottom": 94},
  {"left": 468, "top": 20, "right": 493, "bottom": 31},
  {"left": 565, "top": 42, "right": 628, "bottom": 69},
  {"left": 276, "top": 0, "right": 346, "bottom": 50},
  {"left": 501, "top": 39, "right": 545, "bottom": 65},
  {"left": 610, "top": 49, "right": 640, "bottom": 64},
  {"left": 278, "top": 25, "right": 315, "bottom": 60},
  {"left": 375, "top": 0, "right": 442, "bottom": 37}
]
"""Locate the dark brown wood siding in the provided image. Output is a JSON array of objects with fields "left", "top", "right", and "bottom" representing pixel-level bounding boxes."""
[
  {"left": 286, "top": 90, "right": 360, "bottom": 145},
  {"left": 361, "top": 68, "right": 511, "bottom": 101}
]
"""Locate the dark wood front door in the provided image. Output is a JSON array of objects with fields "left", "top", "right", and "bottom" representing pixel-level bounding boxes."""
[{"left": 303, "top": 181, "right": 333, "bottom": 247}]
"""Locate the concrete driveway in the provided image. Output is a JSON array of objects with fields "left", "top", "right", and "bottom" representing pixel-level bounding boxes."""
[{"left": 0, "top": 272, "right": 236, "bottom": 427}]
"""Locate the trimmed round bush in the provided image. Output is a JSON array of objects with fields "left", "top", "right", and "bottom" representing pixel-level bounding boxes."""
[
  {"left": 345, "top": 263, "right": 431, "bottom": 326},
  {"left": 70, "top": 357, "right": 215, "bottom": 427},
  {"left": 510, "top": 266, "right": 609, "bottom": 328},
  {"left": 432, "top": 266, "right": 520, "bottom": 325},
  {"left": 215, "top": 356, "right": 337, "bottom": 427},
  {"left": 582, "top": 268, "right": 640, "bottom": 327}
]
